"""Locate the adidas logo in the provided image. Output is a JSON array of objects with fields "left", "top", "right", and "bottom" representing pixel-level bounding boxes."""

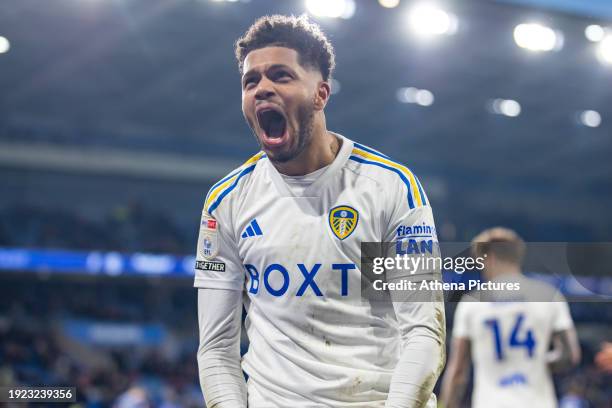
[{"left": 241, "top": 219, "right": 263, "bottom": 238}]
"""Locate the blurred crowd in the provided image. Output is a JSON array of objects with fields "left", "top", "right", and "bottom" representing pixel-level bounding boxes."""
[
  {"left": 0, "top": 322, "right": 203, "bottom": 408},
  {"left": 0, "top": 201, "right": 605, "bottom": 258},
  {"left": 0, "top": 202, "right": 191, "bottom": 254},
  {"left": 0, "top": 202, "right": 610, "bottom": 407},
  {"left": 0, "top": 277, "right": 204, "bottom": 408},
  {"left": 0, "top": 275, "right": 609, "bottom": 407}
]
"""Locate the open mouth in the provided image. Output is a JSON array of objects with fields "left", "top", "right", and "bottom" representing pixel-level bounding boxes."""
[{"left": 257, "top": 108, "right": 287, "bottom": 141}]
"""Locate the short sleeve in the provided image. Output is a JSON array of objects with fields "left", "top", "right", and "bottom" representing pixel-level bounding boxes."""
[
  {"left": 384, "top": 203, "right": 438, "bottom": 244},
  {"left": 382, "top": 168, "right": 438, "bottom": 250},
  {"left": 193, "top": 208, "right": 245, "bottom": 291},
  {"left": 383, "top": 174, "right": 440, "bottom": 283},
  {"left": 452, "top": 300, "right": 471, "bottom": 339},
  {"left": 552, "top": 299, "right": 574, "bottom": 332}
]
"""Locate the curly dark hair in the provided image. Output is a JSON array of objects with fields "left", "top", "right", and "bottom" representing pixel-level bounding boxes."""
[{"left": 235, "top": 14, "right": 335, "bottom": 81}]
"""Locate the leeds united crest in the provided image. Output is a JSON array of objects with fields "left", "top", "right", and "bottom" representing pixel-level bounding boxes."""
[{"left": 329, "top": 205, "right": 359, "bottom": 240}]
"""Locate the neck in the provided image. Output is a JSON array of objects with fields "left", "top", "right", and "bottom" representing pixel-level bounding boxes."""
[{"left": 273, "top": 115, "right": 341, "bottom": 176}]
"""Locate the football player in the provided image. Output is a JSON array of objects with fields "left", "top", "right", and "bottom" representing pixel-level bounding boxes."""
[
  {"left": 440, "top": 227, "right": 581, "bottom": 408},
  {"left": 195, "top": 15, "right": 445, "bottom": 408}
]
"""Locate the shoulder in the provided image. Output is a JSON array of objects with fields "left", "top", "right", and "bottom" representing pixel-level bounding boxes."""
[
  {"left": 346, "top": 141, "right": 428, "bottom": 210},
  {"left": 204, "top": 151, "right": 266, "bottom": 216},
  {"left": 521, "top": 275, "right": 566, "bottom": 303}
]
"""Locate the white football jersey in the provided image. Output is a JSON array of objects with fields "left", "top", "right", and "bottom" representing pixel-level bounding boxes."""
[
  {"left": 194, "top": 134, "right": 442, "bottom": 407},
  {"left": 452, "top": 276, "right": 574, "bottom": 408}
]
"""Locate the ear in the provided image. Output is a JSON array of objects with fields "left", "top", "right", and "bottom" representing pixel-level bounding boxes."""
[{"left": 313, "top": 80, "right": 331, "bottom": 111}]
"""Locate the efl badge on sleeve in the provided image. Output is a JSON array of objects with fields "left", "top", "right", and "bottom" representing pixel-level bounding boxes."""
[
  {"left": 199, "top": 214, "right": 219, "bottom": 259},
  {"left": 329, "top": 205, "right": 359, "bottom": 240}
]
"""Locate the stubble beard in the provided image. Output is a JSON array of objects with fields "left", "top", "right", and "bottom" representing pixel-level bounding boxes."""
[{"left": 249, "top": 103, "right": 315, "bottom": 164}]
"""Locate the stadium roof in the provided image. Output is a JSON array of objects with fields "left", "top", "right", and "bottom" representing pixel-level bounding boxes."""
[{"left": 0, "top": 0, "right": 610, "bottom": 237}]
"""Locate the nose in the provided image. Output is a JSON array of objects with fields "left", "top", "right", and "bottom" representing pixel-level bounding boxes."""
[{"left": 255, "top": 77, "right": 275, "bottom": 101}]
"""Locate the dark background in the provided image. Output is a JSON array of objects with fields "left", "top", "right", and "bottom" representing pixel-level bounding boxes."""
[{"left": 0, "top": 0, "right": 610, "bottom": 407}]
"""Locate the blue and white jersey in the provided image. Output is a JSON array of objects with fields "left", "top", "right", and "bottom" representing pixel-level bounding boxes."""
[
  {"left": 194, "top": 134, "right": 441, "bottom": 407},
  {"left": 453, "top": 276, "right": 574, "bottom": 408}
]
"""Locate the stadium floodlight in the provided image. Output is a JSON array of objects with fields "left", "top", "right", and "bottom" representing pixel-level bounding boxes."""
[
  {"left": 379, "top": 0, "right": 400, "bottom": 9},
  {"left": 397, "top": 87, "right": 435, "bottom": 106},
  {"left": 585, "top": 24, "right": 605, "bottom": 42},
  {"left": 597, "top": 35, "right": 612, "bottom": 65},
  {"left": 490, "top": 99, "right": 521, "bottom": 117},
  {"left": 397, "top": 87, "right": 419, "bottom": 103},
  {"left": 407, "top": 3, "right": 458, "bottom": 37},
  {"left": 0, "top": 36, "right": 10, "bottom": 54},
  {"left": 579, "top": 110, "right": 602, "bottom": 128},
  {"left": 499, "top": 99, "right": 521, "bottom": 117},
  {"left": 305, "top": 0, "right": 356, "bottom": 19},
  {"left": 513, "top": 23, "right": 563, "bottom": 52},
  {"left": 415, "top": 89, "right": 434, "bottom": 106}
]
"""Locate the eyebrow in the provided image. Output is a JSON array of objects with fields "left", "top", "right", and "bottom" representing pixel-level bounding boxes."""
[{"left": 242, "top": 64, "right": 295, "bottom": 82}]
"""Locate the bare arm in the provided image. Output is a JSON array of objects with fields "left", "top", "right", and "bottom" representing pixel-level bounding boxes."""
[
  {"left": 439, "top": 337, "right": 471, "bottom": 408},
  {"left": 197, "top": 287, "right": 247, "bottom": 408},
  {"left": 547, "top": 328, "right": 581, "bottom": 373}
]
